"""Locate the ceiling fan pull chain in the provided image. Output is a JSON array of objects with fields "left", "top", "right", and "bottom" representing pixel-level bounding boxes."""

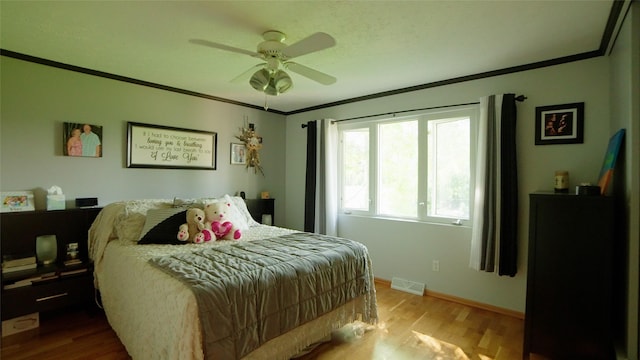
[{"left": 263, "top": 94, "right": 269, "bottom": 110}]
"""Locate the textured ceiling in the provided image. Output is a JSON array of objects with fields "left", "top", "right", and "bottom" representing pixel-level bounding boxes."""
[{"left": 0, "top": 1, "right": 616, "bottom": 113}]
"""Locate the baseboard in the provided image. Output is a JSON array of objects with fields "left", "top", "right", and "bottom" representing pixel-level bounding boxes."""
[{"left": 374, "top": 277, "right": 524, "bottom": 319}]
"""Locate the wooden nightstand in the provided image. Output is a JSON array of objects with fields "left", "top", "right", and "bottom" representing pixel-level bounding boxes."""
[
  {"left": 2, "top": 263, "right": 94, "bottom": 320},
  {"left": 244, "top": 198, "right": 275, "bottom": 225},
  {"left": 1, "top": 208, "right": 101, "bottom": 321}
]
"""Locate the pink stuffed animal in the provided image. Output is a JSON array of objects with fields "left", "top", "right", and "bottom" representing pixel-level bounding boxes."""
[{"left": 204, "top": 202, "right": 241, "bottom": 240}]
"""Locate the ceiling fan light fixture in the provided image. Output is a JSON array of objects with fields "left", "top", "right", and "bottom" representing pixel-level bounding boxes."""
[
  {"left": 264, "top": 70, "right": 292, "bottom": 96},
  {"left": 251, "top": 69, "right": 293, "bottom": 96},
  {"left": 249, "top": 68, "right": 270, "bottom": 91}
]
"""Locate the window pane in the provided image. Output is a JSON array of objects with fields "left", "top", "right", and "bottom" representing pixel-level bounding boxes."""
[
  {"left": 342, "top": 129, "right": 369, "bottom": 210},
  {"left": 428, "top": 118, "right": 470, "bottom": 219},
  {"left": 378, "top": 121, "right": 418, "bottom": 217}
]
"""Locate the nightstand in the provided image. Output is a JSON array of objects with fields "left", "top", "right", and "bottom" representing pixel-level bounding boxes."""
[
  {"left": 1, "top": 208, "right": 101, "bottom": 321},
  {"left": 244, "top": 198, "right": 275, "bottom": 225},
  {"left": 1, "top": 263, "right": 94, "bottom": 320}
]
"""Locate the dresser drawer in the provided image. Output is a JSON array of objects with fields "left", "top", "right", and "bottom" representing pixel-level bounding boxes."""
[{"left": 1, "top": 274, "right": 93, "bottom": 320}]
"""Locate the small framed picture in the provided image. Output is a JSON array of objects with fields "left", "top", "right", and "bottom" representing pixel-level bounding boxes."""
[
  {"left": 230, "top": 143, "right": 246, "bottom": 165},
  {"left": 66, "top": 243, "right": 79, "bottom": 260},
  {"left": 64, "top": 242, "right": 82, "bottom": 266},
  {"left": 1, "top": 191, "right": 35, "bottom": 212},
  {"left": 535, "top": 102, "right": 584, "bottom": 145}
]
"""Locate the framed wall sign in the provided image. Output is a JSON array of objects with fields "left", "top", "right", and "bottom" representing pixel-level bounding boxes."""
[
  {"left": 535, "top": 102, "right": 584, "bottom": 145},
  {"left": 127, "top": 122, "right": 217, "bottom": 170}
]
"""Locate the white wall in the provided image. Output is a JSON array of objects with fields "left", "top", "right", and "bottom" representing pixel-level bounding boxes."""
[
  {"left": 284, "top": 57, "right": 611, "bottom": 312},
  {"left": 0, "top": 57, "right": 288, "bottom": 224},
  {"left": 609, "top": 2, "right": 640, "bottom": 359}
]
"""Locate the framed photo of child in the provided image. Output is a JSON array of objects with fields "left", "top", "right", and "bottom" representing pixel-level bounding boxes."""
[{"left": 63, "top": 122, "right": 103, "bottom": 157}]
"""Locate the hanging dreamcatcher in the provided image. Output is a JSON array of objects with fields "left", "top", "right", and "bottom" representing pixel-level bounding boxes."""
[{"left": 236, "top": 125, "right": 264, "bottom": 175}]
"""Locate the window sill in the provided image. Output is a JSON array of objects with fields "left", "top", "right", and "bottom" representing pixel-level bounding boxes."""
[{"left": 339, "top": 212, "right": 471, "bottom": 228}]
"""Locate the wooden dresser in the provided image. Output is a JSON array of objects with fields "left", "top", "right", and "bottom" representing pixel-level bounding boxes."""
[{"left": 524, "top": 193, "right": 615, "bottom": 359}]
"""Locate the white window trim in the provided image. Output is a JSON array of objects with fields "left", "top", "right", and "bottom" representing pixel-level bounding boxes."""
[{"left": 338, "top": 105, "right": 478, "bottom": 226}]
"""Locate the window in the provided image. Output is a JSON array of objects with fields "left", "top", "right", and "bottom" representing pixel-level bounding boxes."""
[
  {"left": 341, "top": 128, "right": 369, "bottom": 211},
  {"left": 378, "top": 120, "right": 418, "bottom": 217},
  {"left": 427, "top": 116, "right": 471, "bottom": 220},
  {"left": 339, "top": 107, "right": 476, "bottom": 225}
]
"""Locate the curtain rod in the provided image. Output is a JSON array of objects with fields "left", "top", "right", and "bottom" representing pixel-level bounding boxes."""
[{"left": 301, "top": 94, "right": 526, "bottom": 128}]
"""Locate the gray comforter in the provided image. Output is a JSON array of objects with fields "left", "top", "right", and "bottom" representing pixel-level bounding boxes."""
[{"left": 149, "top": 232, "right": 377, "bottom": 360}]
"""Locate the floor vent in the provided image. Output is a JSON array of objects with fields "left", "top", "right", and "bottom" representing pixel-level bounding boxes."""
[{"left": 390, "top": 277, "right": 425, "bottom": 296}]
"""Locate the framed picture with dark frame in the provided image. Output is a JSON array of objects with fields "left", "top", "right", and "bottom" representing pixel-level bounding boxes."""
[
  {"left": 535, "top": 102, "right": 584, "bottom": 145},
  {"left": 126, "top": 122, "right": 217, "bottom": 170}
]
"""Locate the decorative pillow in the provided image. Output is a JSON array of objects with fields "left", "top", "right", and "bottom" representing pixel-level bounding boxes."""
[
  {"left": 138, "top": 208, "right": 188, "bottom": 245},
  {"left": 173, "top": 197, "right": 209, "bottom": 209},
  {"left": 116, "top": 200, "right": 174, "bottom": 242}
]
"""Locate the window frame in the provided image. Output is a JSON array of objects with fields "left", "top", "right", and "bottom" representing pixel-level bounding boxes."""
[{"left": 338, "top": 105, "right": 477, "bottom": 226}]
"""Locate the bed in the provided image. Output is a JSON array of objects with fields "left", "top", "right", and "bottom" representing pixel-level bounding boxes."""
[{"left": 88, "top": 195, "right": 378, "bottom": 360}]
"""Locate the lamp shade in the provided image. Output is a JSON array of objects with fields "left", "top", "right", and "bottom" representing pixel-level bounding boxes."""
[
  {"left": 36, "top": 234, "right": 57, "bottom": 265},
  {"left": 264, "top": 70, "right": 292, "bottom": 96},
  {"left": 249, "top": 68, "right": 270, "bottom": 92},
  {"left": 249, "top": 68, "right": 293, "bottom": 96}
]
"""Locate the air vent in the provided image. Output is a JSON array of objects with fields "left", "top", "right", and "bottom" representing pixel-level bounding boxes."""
[{"left": 390, "top": 277, "right": 425, "bottom": 296}]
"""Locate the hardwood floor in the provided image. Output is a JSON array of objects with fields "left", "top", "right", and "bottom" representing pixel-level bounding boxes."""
[{"left": 1, "top": 283, "right": 523, "bottom": 359}]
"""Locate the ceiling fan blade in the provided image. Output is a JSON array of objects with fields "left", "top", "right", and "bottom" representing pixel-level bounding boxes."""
[
  {"left": 230, "top": 63, "right": 266, "bottom": 83},
  {"left": 281, "top": 32, "right": 336, "bottom": 59},
  {"left": 189, "top": 39, "right": 261, "bottom": 58},
  {"left": 285, "top": 62, "right": 336, "bottom": 85}
]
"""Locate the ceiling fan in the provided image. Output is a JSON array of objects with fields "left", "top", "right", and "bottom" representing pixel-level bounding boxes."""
[{"left": 190, "top": 30, "right": 337, "bottom": 96}]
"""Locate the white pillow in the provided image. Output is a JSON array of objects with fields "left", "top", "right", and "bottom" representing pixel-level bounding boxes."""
[
  {"left": 172, "top": 197, "right": 215, "bottom": 209},
  {"left": 224, "top": 194, "right": 260, "bottom": 227}
]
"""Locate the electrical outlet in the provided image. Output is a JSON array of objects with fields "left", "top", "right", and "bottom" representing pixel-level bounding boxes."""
[{"left": 432, "top": 260, "right": 440, "bottom": 272}]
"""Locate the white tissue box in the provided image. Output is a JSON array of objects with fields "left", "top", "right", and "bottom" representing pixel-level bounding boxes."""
[{"left": 47, "top": 194, "right": 65, "bottom": 210}]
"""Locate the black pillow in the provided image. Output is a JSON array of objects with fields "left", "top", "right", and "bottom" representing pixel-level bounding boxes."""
[{"left": 138, "top": 209, "right": 189, "bottom": 245}]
